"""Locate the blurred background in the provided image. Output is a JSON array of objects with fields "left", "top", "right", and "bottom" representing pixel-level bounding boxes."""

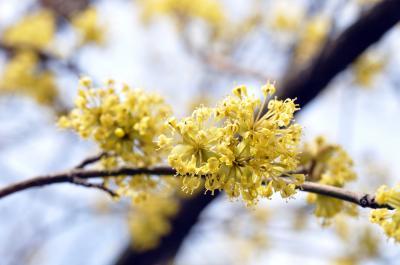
[{"left": 0, "top": 0, "right": 400, "bottom": 264}]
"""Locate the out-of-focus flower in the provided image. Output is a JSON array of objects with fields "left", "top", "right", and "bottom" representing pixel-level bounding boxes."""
[
  {"left": 138, "top": 0, "right": 225, "bottom": 32},
  {"left": 295, "top": 15, "right": 331, "bottom": 64},
  {"left": 71, "top": 7, "right": 104, "bottom": 45},
  {"left": 0, "top": 50, "right": 58, "bottom": 106},
  {"left": 2, "top": 9, "right": 55, "bottom": 50},
  {"left": 267, "top": 1, "right": 304, "bottom": 33},
  {"left": 352, "top": 51, "right": 385, "bottom": 87},
  {"left": 302, "top": 137, "right": 357, "bottom": 219}
]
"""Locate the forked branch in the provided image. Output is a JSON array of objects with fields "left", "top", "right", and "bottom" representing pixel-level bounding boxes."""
[{"left": 0, "top": 165, "right": 391, "bottom": 210}]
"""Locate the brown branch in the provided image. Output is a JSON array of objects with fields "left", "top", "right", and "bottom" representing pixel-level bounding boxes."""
[
  {"left": 201, "top": 52, "right": 271, "bottom": 81},
  {"left": 276, "top": 0, "right": 400, "bottom": 108},
  {"left": 299, "top": 182, "right": 393, "bottom": 210},
  {"left": 0, "top": 166, "right": 175, "bottom": 199},
  {"left": 70, "top": 176, "right": 117, "bottom": 197},
  {"left": 0, "top": 42, "right": 82, "bottom": 76},
  {"left": 74, "top": 152, "right": 107, "bottom": 169},
  {"left": 181, "top": 31, "right": 271, "bottom": 81},
  {"left": 0, "top": 166, "right": 392, "bottom": 210}
]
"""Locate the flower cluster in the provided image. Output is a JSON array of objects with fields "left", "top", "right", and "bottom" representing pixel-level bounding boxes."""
[
  {"left": 139, "top": 0, "right": 225, "bottom": 30},
  {"left": 352, "top": 51, "right": 385, "bottom": 87},
  {"left": 58, "top": 78, "right": 171, "bottom": 201},
  {"left": 370, "top": 185, "right": 400, "bottom": 242},
  {"left": 295, "top": 15, "right": 330, "bottom": 64},
  {"left": 0, "top": 50, "right": 58, "bottom": 107},
  {"left": 71, "top": 7, "right": 104, "bottom": 45},
  {"left": 303, "top": 137, "right": 357, "bottom": 219},
  {"left": 2, "top": 9, "right": 55, "bottom": 50},
  {"left": 58, "top": 78, "right": 171, "bottom": 167},
  {"left": 159, "top": 83, "right": 303, "bottom": 206},
  {"left": 268, "top": 1, "right": 304, "bottom": 33}
]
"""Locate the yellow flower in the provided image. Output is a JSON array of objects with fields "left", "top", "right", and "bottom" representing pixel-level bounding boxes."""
[
  {"left": 0, "top": 50, "right": 58, "bottom": 107},
  {"left": 308, "top": 193, "right": 343, "bottom": 218},
  {"left": 58, "top": 78, "right": 172, "bottom": 202},
  {"left": 370, "top": 209, "right": 389, "bottom": 224},
  {"left": 2, "top": 9, "right": 55, "bottom": 49},
  {"left": 302, "top": 137, "right": 356, "bottom": 219},
  {"left": 59, "top": 78, "right": 171, "bottom": 167},
  {"left": 71, "top": 7, "right": 104, "bottom": 44},
  {"left": 375, "top": 185, "right": 400, "bottom": 208},
  {"left": 139, "top": 0, "right": 225, "bottom": 32},
  {"left": 268, "top": 2, "right": 304, "bottom": 32},
  {"left": 163, "top": 83, "right": 303, "bottom": 206},
  {"left": 114, "top": 128, "right": 126, "bottom": 138},
  {"left": 369, "top": 185, "right": 400, "bottom": 242},
  {"left": 352, "top": 51, "right": 385, "bottom": 87},
  {"left": 295, "top": 15, "right": 330, "bottom": 64}
]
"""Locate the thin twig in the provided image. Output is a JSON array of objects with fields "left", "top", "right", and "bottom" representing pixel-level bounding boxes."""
[
  {"left": 70, "top": 176, "right": 117, "bottom": 197},
  {"left": 299, "top": 182, "right": 393, "bottom": 210},
  {"left": 0, "top": 166, "right": 392, "bottom": 209},
  {"left": 181, "top": 31, "right": 270, "bottom": 81},
  {"left": 0, "top": 167, "right": 175, "bottom": 199},
  {"left": 74, "top": 152, "right": 107, "bottom": 169},
  {"left": 0, "top": 42, "right": 81, "bottom": 76}
]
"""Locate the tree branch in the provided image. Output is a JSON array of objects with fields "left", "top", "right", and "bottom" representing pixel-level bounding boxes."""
[
  {"left": 70, "top": 176, "right": 117, "bottom": 197},
  {"left": 299, "top": 182, "right": 393, "bottom": 210},
  {"left": 0, "top": 166, "right": 175, "bottom": 199},
  {"left": 74, "top": 152, "right": 107, "bottom": 169},
  {"left": 276, "top": 0, "right": 400, "bottom": 107},
  {"left": 181, "top": 31, "right": 271, "bottom": 81},
  {"left": 0, "top": 42, "right": 82, "bottom": 76},
  {"left": 0, "top": 166, "right": 392, "bottom": 210}
]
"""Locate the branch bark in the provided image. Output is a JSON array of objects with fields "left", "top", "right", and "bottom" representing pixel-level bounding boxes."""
[
  {"left": 0, "top": 166, "right": 392, "bottom": 210},
  {"left": 74, "top": 152, "right": 107, "bottom": 169},
  {"left": 0, "top": 166, "right": 175, "bottom": 199},
  {"left": 276, "top": 0, "right": 400, "bottom": 107}
]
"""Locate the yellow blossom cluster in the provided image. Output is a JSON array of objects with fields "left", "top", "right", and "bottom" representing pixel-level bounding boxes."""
[
  {"left": 2, "top": 9, "right": 55, "bottom": 50},
  {"left": 352, "top": 52, "right": 385, "bottom": 87},
  {"left": 58, "top": 78, "right": 172, "bottom": 200},
  {"left": 58, "top": 78, "right": 171, "bottom": 166},
  {"left": 0, "top": 6, "right": 107, "bottom": 111},
  {"left": 303, "top": 137, "right": 357, "bottom": 218},
  {"left": 268, "top": 2, "right": 304, "bottom": 33},
  {"left": 295, "top": 15, "right": 331, "bottom": 64},
  {"left": 370, "top": 185, "right": 400, "bottom": 242},
  {"left": 128, "top": 177, "right": 180, "bottom": 251},
  {"left": 71, "top": 7, "right": 104, "bottom": 45},
  {"left": 0, "top": 50, "right": 58, "bottom": 106},
  {"left": 138, "top": 0, "right": 225, "bottom": 30},
  {"left": 159, "top": 83, "right": 303, "bottom": 206}
]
